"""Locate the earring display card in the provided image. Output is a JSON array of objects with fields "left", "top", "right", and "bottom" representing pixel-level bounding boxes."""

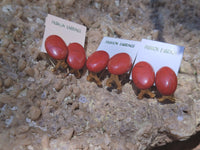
[
  {"left": 97, "top": 36, "right": 140, "bottom": 63},
  {"left": 41, "top": 14, "right": 86, "bottom": 53},
  {"left": 133, "top": 39, "right": 184, "bottom": 76}
]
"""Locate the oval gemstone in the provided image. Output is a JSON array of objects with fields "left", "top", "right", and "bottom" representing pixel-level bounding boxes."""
[
  {"left": 67, "top": 43, "right": 86, "bottom": 70},
  {"left": 86, "top": 51, "right": 109, "bottom": 73},
  {"left": 132, "top": 61, "right": 155, "bottom": 90},
  {"left": 155, "top": 67, "right": 177, "bottom": 95},
  {"left": 45, "top": 35, "right": 68, "bottom": 60},
  {"left": 108, "top": 53, "right": 132, "bottom": 75}
]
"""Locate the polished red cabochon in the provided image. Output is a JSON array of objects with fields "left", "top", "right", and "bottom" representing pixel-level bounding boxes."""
[
  {"left": 45, "top": 35, "right": 68, "bottom": 60},
  {"left": 132, "top": 61, "right": 155, "bottom": 90},
  {"left": 155, "top": 66, "right": 177, "bottom": 95},
  {"left": 86, "top": 51, "right": 109, "bottom": 73},
  {"left": 108, "top": 53, "right": 132, "bottom": 75},
  {"left": 67, "top": 43, "right": 86, "bottom": 70}
]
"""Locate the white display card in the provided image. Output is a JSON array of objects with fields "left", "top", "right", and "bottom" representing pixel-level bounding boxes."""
[
  {"left": 41, "top": 14, "right": 86, "bottom": 53},
  {"left": 97, "top": 37, "right": 140, "bottom": 63},
  {"left": 133, "top": 39, "right": 184, "bottom": 77}
]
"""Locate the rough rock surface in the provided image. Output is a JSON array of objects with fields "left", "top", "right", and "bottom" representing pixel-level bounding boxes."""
[{"left": 0, "top": 0, "right": 200, "bottom": 150}]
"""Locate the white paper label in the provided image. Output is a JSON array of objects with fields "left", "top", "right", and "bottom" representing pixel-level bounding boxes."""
[
  {"left": 134, "top": 39, "right": 184, "bottom": 76},
  {"left": 97, "top": 37, "right": 139, "bottom": 63},
  {"left": 41, "top": 14, "right": 86, "bottom": 53}
]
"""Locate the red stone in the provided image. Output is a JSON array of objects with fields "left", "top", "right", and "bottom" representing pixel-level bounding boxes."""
[
  {"left": 155, "top": 67, "right": 177, "bottom": 95},
  {"left": 86, "top": 51, "right": 109, "bottom": 73},
  {"left": 45, "top": 35, "right": 68, "bottom": 60},
  {"left": 132, "top": 61, "right": 155, "bottom": 90},
  {"left": 67, "top": 43, "right": 86, "bottom": 70},
  {"left": 108, "top": 53, "right": 132, "bottom": 75}
]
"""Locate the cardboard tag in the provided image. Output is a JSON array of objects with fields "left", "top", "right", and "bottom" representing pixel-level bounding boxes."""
[
  {"left": 97, "top": 37, "right": 139, "bottom": 63},
  {"left": 133, "top": 39, "right": 184, "bottom": 76},
  {"left": 41, "top": 14, "right": 86, "bottom": 53}
]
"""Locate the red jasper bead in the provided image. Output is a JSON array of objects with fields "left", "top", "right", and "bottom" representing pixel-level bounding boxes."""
[
  {"left": 155, "top": 67, "right": 177, "bottom": 95},
  {"left": 45, "top": 35, "right": 68, "bottom": 60},
  {"left": 86, "top": 51, "right": 109, "bottom": 73},
  {"left": 67, "top": 43, "right": 86, "bottom": 70},
  {"left": 132, "top": 61, "right": 155, "bottom": 90},
  {"left": 108, "top": 53, "right": 132, "bottom": 75}
]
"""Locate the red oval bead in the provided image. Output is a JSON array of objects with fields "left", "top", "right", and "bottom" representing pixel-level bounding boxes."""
[
  {"left": 86, "top": 51, "right": 109, "bottom": 73},
  {"left": 132, "top": 61, "right": 155, "bottom": 90},
  {"left": 45, "top": 35, "right": 68, "bottom": 60},
  {"left": 155, "top": 67, "right": 177, "bottom": 95},
  {"left": 67, "top": 43, "right": 86, "bottom": 70},
  {"left": 108, "top": 53, "right": 132, "bottom": 75}
]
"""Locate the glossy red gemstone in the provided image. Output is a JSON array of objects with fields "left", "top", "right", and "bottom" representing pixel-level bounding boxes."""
[
  {"left": 132, "top": 61, "right": 155, "bottom": 90},
  {"left": 155, "top": 67, "right": 177, "bottom": 95},
  {"left": 108, "top": 53, "right": 132, "bottom": 75},
  {"left": 86, "top": 51, "right": 109, "bottom": 73},
  {"left": 45, "top": 35, "right": 68, "bottom": 60},
  {"left": 67, "top": 43, "right": 86, "bottom": 70}
]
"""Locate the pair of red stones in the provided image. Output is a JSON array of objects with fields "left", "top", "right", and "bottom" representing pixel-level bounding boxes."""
[
  {"left": 45, "top": 35, "right": 86, "bottom": 78},
  {"left": 86, "top": 51, "right": 132, "bottom": 75},
  {"left": 132, "top": 61, "right": 177, "bottom": 102},
  {"left": 87, "top": 51, "right": 132, "bottom": 93}
]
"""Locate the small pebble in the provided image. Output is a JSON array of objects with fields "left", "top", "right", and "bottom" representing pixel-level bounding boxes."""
[
  {"left": 72, "top": 86, "right": 80, "bottom": 97},
  {"left": 79, "top": 96, "right": 88, "bottom": 103},
  {"left": 4, "top": 77, "right": 13, "bottom": 88},
  {"left": 180, "top": 60, "right": 194, "bottom": 74},
  {"left": 63, "top": 0, "right": 75, "bottom": 6},
  {"left": 27, "top": 77, "right": 35, "bottom": 82},
  {"left": 25, "top": 67, "right": 35, "bottom": 77},
  {"left": 56, "top": 86, "right": 72, "bottom": 102},
  {"left": 69, "top": 75, "right": 77, "bottom": 84},
  {"left": 72, "top": 102, "right": 79, "bottom": 110},
  {"left": 28, "top": 106, "right": 41, "bottom": 121},
  {"left": 8, "top": 84, "right": 25, "bottom": 97},
  {"left": 54, "top": 80, "right": 63, "bottom": 92},
  {"left": 41, "top": 91, "right": 47, "bottom": 99},
  {"left": 27, "top": 145, "right": 34, "bottom": 150},
  {"left": 2, "top": 38, "right": 10, "bottom": 47},
  {"left": 60, "top": 127, "right": 74, "bottom": 140},
  {"left": 5, "top": 115, "right": 14, "bottom": 127},
  {"left": 184, "top": 32, "right": 192, "bottom": 42},
  {"left": 18, "top": 59, "right": 27, "bottom": 71},
  {"left": 18, "top": 88, "right": 27, "bottom": 97},
  {"left": 41, "top": 135, "right": 50, "bottom": 150},
  {"left": 11, "top": 56, "right": 18, "bottom": 64}
]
